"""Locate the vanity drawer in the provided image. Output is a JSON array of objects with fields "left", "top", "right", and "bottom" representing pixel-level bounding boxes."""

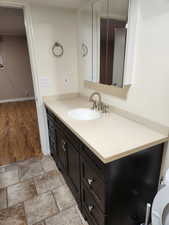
[
  {"left": 81, "top": 157, "right": 105, "bottom": 212},
  {"left": 82, "top": 185, "right": 105, "bottom": 225}
]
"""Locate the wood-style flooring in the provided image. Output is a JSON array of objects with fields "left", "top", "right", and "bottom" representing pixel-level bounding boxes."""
[{"left": 0, "top": 100, "right": 42, "bottom": 166}]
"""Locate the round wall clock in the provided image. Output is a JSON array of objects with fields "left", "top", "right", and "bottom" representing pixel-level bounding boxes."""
[
  {"left": 52, "top": 42, "right": 64, "bottom": 57},
  {"left": 81, "top": 43, "right": 88, "bottom": 57}
]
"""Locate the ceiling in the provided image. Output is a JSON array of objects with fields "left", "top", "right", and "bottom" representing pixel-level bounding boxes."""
[{"left": 0, "top": 7, "right": 25, "bottom": 36}]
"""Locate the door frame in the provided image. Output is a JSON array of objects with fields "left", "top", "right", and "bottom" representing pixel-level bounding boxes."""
[{"left": 0, "top": 0, "right": 50, "bottom": 155}]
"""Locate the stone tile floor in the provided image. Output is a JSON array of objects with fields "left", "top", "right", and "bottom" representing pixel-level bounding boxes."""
[{"left": 0, "top": 156, "right": 88, "bottom": 225}]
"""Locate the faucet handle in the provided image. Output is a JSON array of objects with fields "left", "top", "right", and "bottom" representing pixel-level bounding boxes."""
[
  {"left": 97, "top": 102, "right": 103, "bottom": 111},
  {"left": 102, "top": 104, "right": 109, "bottom": 113}
]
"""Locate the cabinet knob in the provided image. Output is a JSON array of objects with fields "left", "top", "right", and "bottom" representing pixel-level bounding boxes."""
[
  {"left": 88, "top": 205, "right": 94, "bottom": 212},
  {"left": 87, "top": 178, "right": 94, "bottom": 185},
  {"left": 62, "top": 140, "right": 67, "bottom": 152}
]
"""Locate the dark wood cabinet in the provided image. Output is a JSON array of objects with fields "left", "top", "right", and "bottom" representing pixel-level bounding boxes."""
[
  {"left": 46, "top": 107, "right": 81, "bottom": 204},
  {"left": 57, "top": 133, "right": 67, "bottom": 173},
  {"left": 46, "top": 107, "right": 164, "bottom": 225},
  {"left": 66, "top": 140, "right": 81, "bottom": 203},
  {"left": 82, "top": 184, "right": 106, "bottom": 225},
  {"left": 81, "top": 153, "right": 105, "bottom": 212},
  {"left": 46, "top": 108, "right": 57, "bottom": 161}
]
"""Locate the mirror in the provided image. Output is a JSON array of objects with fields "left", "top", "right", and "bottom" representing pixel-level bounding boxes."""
[
  {"left": 79, "top": 0, "right": 133, "bottom": 88},
  {"left": 93, "top": 0, "right": 129, "bottom": 87}
]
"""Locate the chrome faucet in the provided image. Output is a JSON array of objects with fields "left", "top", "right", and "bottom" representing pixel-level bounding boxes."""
[
  {"left": 89, "top": 92, "right": 102, "bottom": 110},
  {"left": 89, "top": 92, "right": 109, "bottom": 113}
]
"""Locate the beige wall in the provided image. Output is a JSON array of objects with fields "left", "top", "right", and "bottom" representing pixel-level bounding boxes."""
[
  {"left": 30, "top": 5, "right": 79, "bottom": 97},
  {"left": 79, "top": 0, "right": 169, "bottom": 174},
  {"left": 0, "top": 35, "right": 34, "bottom": 100}
]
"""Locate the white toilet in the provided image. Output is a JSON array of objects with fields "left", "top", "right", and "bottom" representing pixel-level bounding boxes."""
[{"left": 151, "top": 170, "right": 169, "bottom": 225}]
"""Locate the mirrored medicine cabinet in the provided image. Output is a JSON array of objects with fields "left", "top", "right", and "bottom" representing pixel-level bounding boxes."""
[{"left": 78, "top": 0, "right": 138, "bottom": 88}]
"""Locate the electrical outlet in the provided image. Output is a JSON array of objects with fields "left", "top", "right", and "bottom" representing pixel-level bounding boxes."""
[{"left": 64, "top": 76, "right": 71, "bottom": 87}]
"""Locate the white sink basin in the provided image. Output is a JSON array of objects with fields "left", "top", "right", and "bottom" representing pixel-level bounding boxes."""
[{"left": 68, "top": 108, "right": 101, "bottom": 121}]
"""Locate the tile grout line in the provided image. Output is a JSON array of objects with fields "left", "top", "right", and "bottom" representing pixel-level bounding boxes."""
[
  {"left": 33, "top": 220, "right": 46, "bottom": 225},
  {"left": 0, "top": 156, "right": 41, "bottom": 172},
  {"left": 18, "top": 162, "right": 44, "bottom": 183},
  {"left": 75, "top": 205, "right": 88, "bottom": 225},
  {"left": 40, "top": 157, "right": 61, "bottom": 175},
  {"left": 51, "top": 190, "right": 60, "bottom": 213},
  {"left": 5, "top": 187, "right": 8, "bottom": 209},
  {"left": 18, "top": 183, "right": 68, "bottom": 210},
  {"left": 0, "top": 169, "right": 20, "bottom": 190},
  {"left": 4, "top": 177, "right": 37, "bottom": 191},
  {"left": 39, "top": 160, "right": 46, "bottom": 174},
  {"left": 0, "top": 159, "right": 45, "bottom": 190},
  {"left": 0, "top": 156, "right": 56, "bottom": 191},
  {"left": 0, "top": 201, "right": 29, "bottom": 225},
  {"left": 44, "top": 204, "right": 81, "bottom": 225},
  {"left": 41, "top": 212, "right": 59, "bottom": 225},
  {"left": 5, "top": 191, "right": 58, "bottom": 225},
  {"left": 7, "top": 178, "right": 39, "bottom": 208},
  {"left": 32, "top": 169, "right": 65, "bottom": 196},
  {"left": 23, "top": 201, "right": 29, "bottom": 225},
  {"left": 32, "top": 177, "right": 39, "bottom": 196}
]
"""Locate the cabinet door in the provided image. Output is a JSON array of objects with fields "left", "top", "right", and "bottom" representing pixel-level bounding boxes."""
[
  {"left": 57, "top": 133, "right": 67, "bottom": 173},
  {"left": 66, "top": 141, "right": 80, "bottom": 203},
  {"left": 48, "top": 132, "right": 57, "bottom": 158},
  {"left": 47, "top": 114, "right": 57, "bottom": 160}
]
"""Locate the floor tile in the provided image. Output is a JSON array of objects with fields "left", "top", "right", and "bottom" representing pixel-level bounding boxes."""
[
  {"left": 0, "top": 163, "right": 19, "bottom": 174},
  {"left": 18, "top": 159, "right": 43, "bottom": 181},
  {"left": 8, "top": 179, "right": 37, "bottom": 207},
  {"left": 59, "top": 173, "right": 66, "bottom": 185},
  {"left": 24, "top": 191, "right": 59, "bottom": 225},
  {"left": 0, "top": 188, "right": 7, "bottom": 210},
  {"left": 75, "top": 205, "right": 89, "bottom": 225},
  {"left": 33, "top": 222, "right": 45, "bottom": 225},
  {"left": 53, "top": 185, "right": 76, "bottom": 211},
  {"left": 46, "top": 206, "right": 82, "bottom": 225},
  {"left": 34, "top": 170, "right": 63, "bottom": 194},
  {"left": 0, "top": 203, "right": 27, "bottom": 225},
  {"left": 0, "top": 166, "right": 6, "bottom": 173},
  {"left": 41, "top": 156, "right": 59, "bottom": 173},
  {"left": 3, "top": 163, "right": 19, "bottom": 173},
  {"left": 0, "top": 169, "right": 19, "bottom": 188}
]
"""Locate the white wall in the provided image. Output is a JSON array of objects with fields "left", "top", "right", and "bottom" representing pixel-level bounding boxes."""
[
  {"left": 30, "top": 5, "right": 79, "bottom": 97},
  {"left": 26, "top": 5, "right": 79, "bottom": 155},
  {"left": 78, "top": 8, "right": 93, "bottom": 82},
  {"left": 80, "top": 0, "right": 169, "bottom": 174}
]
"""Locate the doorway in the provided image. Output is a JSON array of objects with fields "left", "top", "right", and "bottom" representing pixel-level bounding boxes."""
[{"left": 0, "top": 7, "right": 42, "bottom": 166}]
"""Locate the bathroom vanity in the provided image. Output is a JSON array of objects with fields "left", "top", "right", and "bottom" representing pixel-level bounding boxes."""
[{"left": 45, "top": 97, "right": 168, "bottom": 225}]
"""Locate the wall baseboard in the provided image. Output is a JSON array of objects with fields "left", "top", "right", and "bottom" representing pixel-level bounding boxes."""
[{"left": 0, "top": 97, "right": 35, "bottom": 104}]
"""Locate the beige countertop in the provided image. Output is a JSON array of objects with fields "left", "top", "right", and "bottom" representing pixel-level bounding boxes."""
[{"left": 44, "top": 96, "right": 169, "bottom": 164}]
